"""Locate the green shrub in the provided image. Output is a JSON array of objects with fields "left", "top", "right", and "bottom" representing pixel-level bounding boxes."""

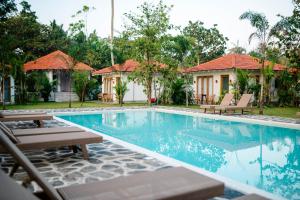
[
  {"left": 72, "top": 71, "right": 90, "bottom": 102},
  {"left": 171, "top": 78, "right": 193, "bottom": 104},
  {"left": 114, "top": 81, "right": 128, "bottom": 105}
]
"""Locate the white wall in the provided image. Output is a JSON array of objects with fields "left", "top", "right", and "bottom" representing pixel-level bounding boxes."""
[{"left": 101, "top": 73, "right": 161, "bottom": 102}]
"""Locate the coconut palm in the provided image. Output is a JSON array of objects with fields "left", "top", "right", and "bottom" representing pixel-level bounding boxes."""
[{"left": 240, "top": 11, "right": 272, "bottom": 114}]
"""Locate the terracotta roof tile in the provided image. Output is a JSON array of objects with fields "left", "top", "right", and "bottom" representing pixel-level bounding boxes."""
[
  {"left": 185, "top": 54, "right": 286, "bottom": 73},
  {"left": 93, "top": 59, "right": 139, "bottom": 75},
  {"left": 24, "top": 50, "right": 94, "bottom": 72}
]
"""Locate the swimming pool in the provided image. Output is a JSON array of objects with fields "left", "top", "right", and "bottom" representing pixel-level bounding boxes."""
[{"left": 57, "top": 109, "right": 300, "bottom": 200}]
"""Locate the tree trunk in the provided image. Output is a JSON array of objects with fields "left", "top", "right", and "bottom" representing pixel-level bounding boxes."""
[
  {"left": 69, "top": 73, "right": 72, "bottom": 108},
  {"left": 2, "top": 77, "right": 5, "bottom": 110},
  {"left": 147, "top": 79, "right": 152, "bottom": 106},
  {"left": 185, "top": 76, "right": 189, "bottom": 107},
  {"left": 259, "top": 59, "right": 265, "bottom": 115},
  {"left": 110, "top": 0, "right": 115, "bottom": 66}
]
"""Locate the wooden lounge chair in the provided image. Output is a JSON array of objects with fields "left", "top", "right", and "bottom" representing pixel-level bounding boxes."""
[
  {"left": 0, "top": 122, "right": 83, "bottom": 137},
  {"left": 0, "top": 126, "right": 102, "bottom": 160},
  {"left": 0, "top": 111, "right": 47, "bottom": 116},
  {"left": 215, "top": 94, "right": 253, "bottom": 115},
  {"left": 0, "top": 112, "right": 53, "bottom": 127},
  {"left": 0, "top": 131, "right": 225, "bottom": 200},
  {"left": 200, "top": 93, "right": 234, "bottom": 113},
  {"left": 233, "top": 194, "right": 270, "bottom": 200}
]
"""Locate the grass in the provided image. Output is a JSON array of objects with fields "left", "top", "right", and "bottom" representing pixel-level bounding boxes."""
[
  {"left": 4, "top": 101, "right": 300, "bottom": 119},
  {"left": 161, "top": 104, "right": 300, "bottom": 119},
  {"left": 5, "top": 101, "right": 147, "bottom": 110}
]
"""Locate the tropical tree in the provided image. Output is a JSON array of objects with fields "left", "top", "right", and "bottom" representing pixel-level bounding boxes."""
[
  {"left": 0, "top": 0, "right": 17, "bottom": 21},
  {"left": 236, "top": 69, "right": 250, "bottom": 95},
  {"left": 271, "top": 0, "right": 300, "bottom": 68},
  {"left": 114, "top": 81, "right": 128, "bottom": 106},
  {"left": 72, "top": 71, "right": 90, "bottom": 103},
  {"left": 162, "top": 35, "right": 193, "bottom": 106},
  {"left": 183, "top": 21, "right": 228, "bottom": 65},
  {"left": 240, "top": 11, "right": 272, "bottom": 114},
  {"left": 125, "top": 0, "right": 172, "bottom": 105},
  {"left": 228, "top": 41, "right": 246, "bottom": 54},
  {"left": 263, "top": 64, "right": 275, "bottom": 104},
  {"left": 110, "top": 0, "right": 115, "bottom": 66}
]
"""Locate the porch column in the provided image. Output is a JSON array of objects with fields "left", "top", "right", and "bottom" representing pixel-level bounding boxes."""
[{"left": 57, "top": 71, "right": 61, "bottom": 92}]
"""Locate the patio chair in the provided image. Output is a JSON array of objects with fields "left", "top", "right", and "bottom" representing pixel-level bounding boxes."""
[
  {"left": 233, "top": 194, "right": 270, "bottom": 200},
  {"left": 0, "top": 125, "right": 102, "bottom": 160},
  {"left": 200, "top": 93, "right": 234, "bottom": 113},
  {"left": 0, "top": 122, "right": 83, "bottom": 136},
  {"left": 0, "top": 130, "right": 225, "bottom": 200},
  {"left": 0, "top": 112, "right": 53, "bottom": 127},
  {"left": 215, "top": 94, "right": 253, "bottom": 115}
]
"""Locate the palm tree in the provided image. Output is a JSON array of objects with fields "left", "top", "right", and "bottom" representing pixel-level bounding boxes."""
[
  {"left": 110, "top": 0, "right": 115, "bottom": 66},
  {"left": 240, "top": 11, "right": 271, "bottom": 114}
]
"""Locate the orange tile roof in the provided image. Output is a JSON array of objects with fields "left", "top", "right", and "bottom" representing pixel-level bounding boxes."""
[
  {"left": 185, "top": 54, "right": 286, "bottom": 73},
  {"left": 93, "top": 59, "right": 139, "bottom": 75},
  {"left": 24, "top": 50, "right": 94, "bottom": 72},
  {"left": 93, "top": 59, "right": 166, "bottom": 75}
]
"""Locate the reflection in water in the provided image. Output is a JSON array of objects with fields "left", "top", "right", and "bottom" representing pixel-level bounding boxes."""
[{"left": 60, "top": 111, "right": 300, "bottom": 200}]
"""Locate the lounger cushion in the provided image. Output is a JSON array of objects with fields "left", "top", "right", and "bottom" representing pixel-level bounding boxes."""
[
  {"left": 0, "top": 111, "right": 46, "bottom": 117},
  {"left": 16, "top": 132, "right": 102, "bottom": 150},
  {"left": 0, "top": 114, "right": 53, "bottom": 122},
  {"left": 13, "top": 127, "right": 83, "bottom": 136},
  {"left": 0, "top": 122, "right": 19, "bottom": 143},
  {"left": 58, "top": 167, "right": 224, "bottom": 200},
  {"left": 0, "top": 169, "right": 40, "bottom": 200}
]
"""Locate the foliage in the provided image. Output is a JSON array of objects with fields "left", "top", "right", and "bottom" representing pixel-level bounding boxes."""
[
  {"left": 72, "top": 71, "right": 90, "bottom": 102},
  {"left": 240, "top": 10, "right": 272, "bottom": 114},
  {"left": 271, "top": 0, "right": 300, "bottom": 68},
  {"left": 25, "top": 71, "right": 53, "bottom": 102},
  {"left": 0, "top": 0, "right": 17, "bottom": 21},
  {"left": 171, "top": 78, "right": 193, "bottom": 105},
  {"left": 125, "top": 0, "right": 172, "bottom": 105},
  {"left": 228, "top": 41, "right": 246, "bottom": 54},
  {"left": 236, "top": 69, "right": 250, "bottom": 95},
  {"left": 114, "top": 80, "right": 128, "bottom": 105},
  {"left": 276, "top": 70, "right": 299, "bottom": 106},
  {"left": 158, "top": 66, "right": 177, "bottom": 104},
  {"left": 183, "top": 21, "right": 228, "bottom": 65},
  {"left": 86, "top": 78, "right": 99, "bottom": 100}
]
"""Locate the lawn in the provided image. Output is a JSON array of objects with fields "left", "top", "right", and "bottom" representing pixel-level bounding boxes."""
[
  {"left": 161, "top": 104, "right": 300, "bottom": 119},
  {"left": 4, "top": 101, "right": 300, "bottom": 119},
  {"left": 5, "top": 101, "right": 147, "bottom": 110}
]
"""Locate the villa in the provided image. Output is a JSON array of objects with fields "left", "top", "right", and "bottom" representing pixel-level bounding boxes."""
[
  {"left": 24, "top": 50, "right": 94, "bottom": 102},
  {"left": 185, "top": 54, "right": 286, "bottom": 104},
  {"left": 93, "top": 59, "right": 163, "bottom": 102}
]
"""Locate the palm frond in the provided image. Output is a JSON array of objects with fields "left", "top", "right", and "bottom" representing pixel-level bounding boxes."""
[
  {"left": 248, "top": 32, "right": 259, "bottom": 44},
  {"left": 240, "top": 11, "right": 269, "bottom": 32}
]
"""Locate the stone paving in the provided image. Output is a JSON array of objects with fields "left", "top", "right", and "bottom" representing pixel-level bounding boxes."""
[{"left": 1, "top": 106, "right": 295, "bottom": 199}]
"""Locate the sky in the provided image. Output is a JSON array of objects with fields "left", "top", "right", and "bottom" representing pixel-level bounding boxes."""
[{"left": 19, "top": 0, "right": 294, "bottom": 51}]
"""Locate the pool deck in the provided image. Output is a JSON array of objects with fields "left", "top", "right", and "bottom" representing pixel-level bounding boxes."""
[{"left": 1, "top": 106, "right": 297, "bottom": 199}]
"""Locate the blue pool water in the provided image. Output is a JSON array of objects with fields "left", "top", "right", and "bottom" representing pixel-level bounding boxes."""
[{"left": 58, "top": 110, "right": 300, "bottom": 200}]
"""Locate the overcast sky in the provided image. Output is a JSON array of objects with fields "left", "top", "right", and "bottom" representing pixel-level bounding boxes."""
[{"left": 20, "top": 0, "right": 294, "bottom": 52}]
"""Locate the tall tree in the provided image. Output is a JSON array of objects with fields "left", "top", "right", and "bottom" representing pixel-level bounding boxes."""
[
  {"left": 125, "top": 0, "right": 172, "bottom": 105},
  {"left": 272, "top": 0, "right": 300, "bottom": 68},
  {"left": 240, "top": 11, "right": 272, "bottom": 114},
  {"left": 0, "top": 0, "right": 17, "bottom": 21},
  {"left": 110, "top": 0, "right": 115, "bottom": 66},
  {"left": 183, "top": 21, "right": 228, "bottom": 65}
]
